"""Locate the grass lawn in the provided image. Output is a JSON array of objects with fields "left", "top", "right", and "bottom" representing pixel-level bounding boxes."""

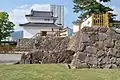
[{"left": 0, "top": 64, "right": 120, "bottom": 80}]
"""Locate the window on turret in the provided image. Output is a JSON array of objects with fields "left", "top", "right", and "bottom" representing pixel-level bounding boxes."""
[
  {"left": 41, "top": 31, "right": 47, "bottom": 36},
  {"left": 44, "top": 19, "right": 50, "bottom": 21}
]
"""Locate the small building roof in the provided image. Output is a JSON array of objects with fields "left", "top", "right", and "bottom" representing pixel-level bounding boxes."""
[
  {"left": 112, "top": 20, "right": 120, "bottom": 23},
  {"left": 25, "top": 10, "right": 58, "bottom": 21},
  {"left": 72, "top": 19, "right": 82, "bottom": 24},
  {"left": 26, "top": 16, "right": 57, "bottom": 20},
  {"left": 19, "top": 23, "right": 60, "bottom": 28}
]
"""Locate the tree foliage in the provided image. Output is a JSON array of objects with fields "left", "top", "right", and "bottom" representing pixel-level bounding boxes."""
[
  {"left": 73, "top": 0, "right": 113, "bottom": 19},
  {"left": 0, "top": 12, "right": 15, "bottom": 42}
]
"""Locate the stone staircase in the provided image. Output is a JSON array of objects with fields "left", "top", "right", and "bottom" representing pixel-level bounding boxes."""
[{"left": 68, "top": 31, "right": 81, "bottom": 52}]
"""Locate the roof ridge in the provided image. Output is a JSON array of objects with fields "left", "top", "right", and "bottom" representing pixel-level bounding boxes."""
[{"left": 32, "top": 10, "right": 52, "bottom": 13}]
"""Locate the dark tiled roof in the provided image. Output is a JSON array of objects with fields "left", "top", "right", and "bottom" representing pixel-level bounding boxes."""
[
  {"left": 26, "top": 10, "right": 53, "bottom": 17},
  {"left": 19, "top": 23, "right": 60, "bottom": 28},
  {"left": 26, "top": 16, "right": 58, "bottom": 21},
  {"left": 112, "top": 20, "right": 120, "bottom": 23},
  {"left": 72, "top": 19, "right": 82, "bottom": 24}
]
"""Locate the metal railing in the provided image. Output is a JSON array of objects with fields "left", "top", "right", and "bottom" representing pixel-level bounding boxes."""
[{"left": 0, "top": 45, "right": 28, "bottom": 54}]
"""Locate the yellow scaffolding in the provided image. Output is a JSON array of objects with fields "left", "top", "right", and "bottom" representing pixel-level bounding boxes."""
[{"left": 92, "top": 12, "right": 112, "bottom": 28}]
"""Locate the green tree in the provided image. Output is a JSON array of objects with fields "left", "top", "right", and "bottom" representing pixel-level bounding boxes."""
[
  {"left": 73, "top": 0, "right": 113, "bottom": 19},
  {"left": 0, "top": 12, "right": 15, "bottom": 42}
]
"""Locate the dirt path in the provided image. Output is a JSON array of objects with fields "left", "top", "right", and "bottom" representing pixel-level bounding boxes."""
[{"left": 0, "top": 54, "right": 22, "bottom": 64}]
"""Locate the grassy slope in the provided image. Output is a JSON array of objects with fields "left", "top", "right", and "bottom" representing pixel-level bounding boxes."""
[{"left": 0, "top": 64, "right": 120, "bottom": 80}]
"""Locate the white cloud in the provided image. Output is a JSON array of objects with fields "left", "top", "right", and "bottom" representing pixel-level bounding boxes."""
[
  {"left": 98, "top": 1, "right": 120, "bottom": 20},
  {"left": 17, "top": 4, "right": 29, "bottom": 9},
  {"left": 0, "top": 9, "right": 4, "bottom": 12},
  {"left": 110, "top": 6, "right": 120, "bottom": 20},
  {"left": 9, "top": 5, "right": 29, "bottom": 31},
  {"left": 96, "top": 0, "right": 100, "bottom": 2},
  {"left": 30, "top": 4, "right": 50, "bottom": 11},
  {"left": 104, "top": 4, "right": 120, "bottom": 20}
]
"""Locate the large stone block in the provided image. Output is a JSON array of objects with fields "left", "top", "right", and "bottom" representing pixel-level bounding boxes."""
[
  {"left": 98, "top": 33, "right": 107, "bottom": 41},
  {"left": 107, "top": 48, "right": 118, "bottom": 57},
  {"left": 98, "top": 27, "right": 108, "bottom": 33},
  {"left": 99, "top": 56, "right": 111, "bottom": 65},
  {"left": 106, "top": 29, "right": 117, "bottom": 40},
  {"left": 110, "top": 57, "right": 117, "bottom": 64},
  {"left": 81, "top": 27, "right": 94, "bottom": 32},
  {"left": 116, "top": 34, "right": 120, "bottom": 40},
  {"left": 75, "top": 63, "right": 90, "bottom": 69},
  {"left": 104, "top": 64, "right": 118, "bottom": 69},
  {"left": 115, "top": 40, "right": 120, "bottom": 49},
  {"left": 96, "top": 41, "right": 105, "bottom": 50},
  {"left": 81, "top": 33, "right": 90, "bottom": 43},
  {"left": 97, "top": 50, "right": 105, "bottom": 57},
  {"left": 116, "top": 58, "right": 120, "bottom": 65},
  {"left": 89, "top": 34, "right": 99, "bottom": 41},
  {"left": 76, "top": 52, "right": 86, "bottom": 63},
  {"left": 85, "top": 46, "right": 97, "bottom": 54},
  {"left": 116, "top": 51, "right": 120, "bottom": 58},
  {"left": 85, "top": 54, "right": 97, "bottom": 65},
  {"left": 104, "top": 40, "right": 114, "bottom": 48},
  {"left": 78, "top": 43, "right": 86, "bottom": 52}
]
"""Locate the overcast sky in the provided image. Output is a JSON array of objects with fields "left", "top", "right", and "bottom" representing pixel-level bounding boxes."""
[{"left": 0, "top": 0, "right": 119, "bottom": 31}]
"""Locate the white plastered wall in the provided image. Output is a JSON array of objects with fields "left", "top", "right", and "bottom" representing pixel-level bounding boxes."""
[
  {"left": 26, "top": 17, "right": 54, "bottom": 23},
  {"left": 73, "top": 24, "right": 80, "bottom": 33},
  {"left": 81, "top": 16, "right": 92, "bottom": 29},
  {"left": 23, "top": 26, "right": 59, "bottom": 38}
]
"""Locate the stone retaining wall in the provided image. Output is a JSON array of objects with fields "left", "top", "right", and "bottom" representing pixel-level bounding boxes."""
[
  {"left": 17, "top": 36, "right": 69, "bottom": 51},
  {"left": 19, "top": 36, "right": 74, "bottom": 64},
  {"left": 70, "top": 27, "right": 120, "bottom": 69},
  {"left": 20, "top": 50, "right": 75, "bottom": 64},
  {"left": 19, "top": 27, "right": 120, "bottom": 69}
]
